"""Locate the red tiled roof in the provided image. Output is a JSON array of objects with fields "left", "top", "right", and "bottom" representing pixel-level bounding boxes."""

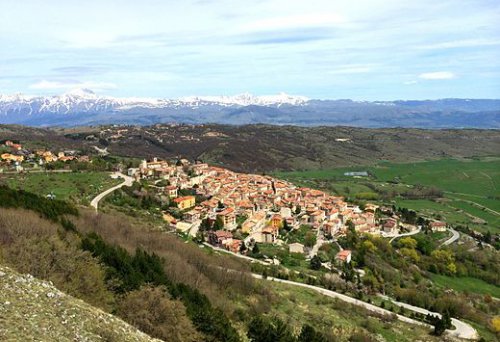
[{"left": 173, "top": 195, "right": 195, "bottom": 203}]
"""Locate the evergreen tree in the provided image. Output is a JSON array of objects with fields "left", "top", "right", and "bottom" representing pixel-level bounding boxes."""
[
  {"left": 283, "top": 219, "right": 291, "bottom": 232},
  {"left": 252, "top": 243, "right": 260, "bottom": 255},
  {"left": 239, "top": 242, "right": 247, "bottom": 253},
  {"left": 213, "top": 216, "right": 224, "bottom": 230},
  {"left": 484, "top": 231, "right": 492, "bottom": 244},
  {"left": 247, "top": 316, "right": 295, "bottom": 342},
  {"left": 310, "top": 255, "right": 322, "bottom": 270},
  {"left": 298, "top": 324, "right": 328, "bottom": 342},
  {"left": 200, "top": 218, "right": 212, "bottom": 231},
  {"left": 432, "top": 312, "right": 452, "bottom": 336}
]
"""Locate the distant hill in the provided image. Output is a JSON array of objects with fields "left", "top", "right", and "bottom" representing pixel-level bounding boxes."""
[
  {"left": 1, "top": 124, "right": 499, "bottom": 173},
  {"left": 0, "top": 264, "right": 158, "bottom": 342},
  {"left": 0, "top": 90, "right": 499, "bottom": 128}
]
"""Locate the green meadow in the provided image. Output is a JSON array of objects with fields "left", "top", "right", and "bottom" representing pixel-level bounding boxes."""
[
  {"left": 1, "top": 171, "right": 120, "bottom": 204},
  {"left": 429, "top": 274, "right": 500, "bottom": 298}
]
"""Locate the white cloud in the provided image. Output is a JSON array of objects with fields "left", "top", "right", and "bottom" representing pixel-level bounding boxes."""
[
  {"left": 61, "top": 31, "right": 117, "bottom": 49},
  {"left": 29, "top": 80, "right": 117, "bottom": 91},
  {"left": 418, "top": 72, "right": 456, "bottom": 80},
  {"left": 417, "top": 38, "right": 500, "bottom": 50},
  {"left": 241, "top": 13, "right": 348, "bottom": 32}
]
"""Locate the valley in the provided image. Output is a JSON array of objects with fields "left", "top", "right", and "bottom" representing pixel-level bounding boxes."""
[
  {"left": 2, "top": 1, "right": 499, "bottom": 341},
  {"left": 1, "top": 129, "right": 499, "bottom": 341}
]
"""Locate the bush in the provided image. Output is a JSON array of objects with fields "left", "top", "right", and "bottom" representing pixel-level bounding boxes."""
[
  {"left": 0, "top": 185, "right": 78, "bottom": 221},
  {"left": 117, "top": 286, "right": 201, "bottom": 342},
  {"left": 81, "top": 232, "right": 240, "bottom": 342}
]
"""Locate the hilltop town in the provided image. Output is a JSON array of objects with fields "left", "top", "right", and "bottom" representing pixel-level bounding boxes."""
[
  {"left": 130, "top": 157, "right": 448, "bottom": 265},
  {"left": 0, "top": 138, "right": 454, "bottom": 264},
  {"left": 1, "top": 136, "right": 499, "bottom": 341}
]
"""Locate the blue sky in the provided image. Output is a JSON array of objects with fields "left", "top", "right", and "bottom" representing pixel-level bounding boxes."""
[{"left": 0, "top": 0, "right": 499, "bottom": 100}]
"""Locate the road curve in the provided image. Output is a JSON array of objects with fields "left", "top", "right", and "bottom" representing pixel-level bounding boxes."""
[
  {"left": 389, "top": 227, "right": 422, "bottom": 243},
  {"left": 202, "top": 243, "right": 270, "bottom": 265},
  {"left": 206, "top": 242, "right": 478, "bottom": 340},
  {"left": 441, "top": 227, "right": 460, "bottom": 246},
  {"left": 255, "top": 275, "right": 478, "bottom": 340},
  {"left": 252, "top": 273, "right": 426, "bottom": 325},
  {"left": 90, "top": 172, "right": 134, "bottom": 211},
  {"left": 378, "top": 294, "right": 478, "bottom": 340}
]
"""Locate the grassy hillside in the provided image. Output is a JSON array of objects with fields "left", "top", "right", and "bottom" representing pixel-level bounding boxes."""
[
  {"left": 0, "top": 264, "right": 159, "bottom": 342},
  {"left": 0, "top": 172, "right": 121, "bottom": 204},
  {"left": 0, "top": 201, "right": 443, "bottom": 342},
  {"left": 429, "top": 274, "right": 500, "bottom": 298}
]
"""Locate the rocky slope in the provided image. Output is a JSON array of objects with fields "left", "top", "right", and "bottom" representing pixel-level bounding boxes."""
[{"left": 0, "top": 264, "right": 159, "bottom": 342}]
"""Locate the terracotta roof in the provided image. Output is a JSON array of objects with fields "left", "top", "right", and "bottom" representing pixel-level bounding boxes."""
[
  {"left": 336, "top": 250, "right": 351, "bottom": 261},
  {"left": 218, "top": 207, "right": 235, "bottom": 216},
  {"left": 173, "top": 195, "right": 195, "bottom": 203},
  {"left": 213, "top": 230, "right": 233, "bottom": 238}
]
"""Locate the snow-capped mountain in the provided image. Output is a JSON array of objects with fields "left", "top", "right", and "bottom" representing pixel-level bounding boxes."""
[
  {"left": 178, "top": 92, "right": 309, "bottom": 107},
  {"left": 0, "top": 89, "right": 309, "bottom": 116},
  {"left": 0, "top": 89, "right": 498, "bottom": 128}
]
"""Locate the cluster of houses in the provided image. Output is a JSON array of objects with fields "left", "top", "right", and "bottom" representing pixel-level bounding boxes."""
[
  {"left": 134, "top": 158, "right": 449, "bottom": 262},
  {"left": 0, "top": 140, "right": 90, "bottom": 172}
]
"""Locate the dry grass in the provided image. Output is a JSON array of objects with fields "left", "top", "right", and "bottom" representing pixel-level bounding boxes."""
[{"left": 0, "top": 264, "right": 160, "bottom": 342}]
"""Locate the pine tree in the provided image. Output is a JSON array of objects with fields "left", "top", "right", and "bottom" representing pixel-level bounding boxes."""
[{"left": 310, "top": 255, "right": 322, "bottom": 270}]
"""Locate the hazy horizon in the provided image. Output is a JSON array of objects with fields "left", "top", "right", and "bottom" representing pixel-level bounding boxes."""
[{"left": 1, "top": 88, "right": 500, "bottom": 102}]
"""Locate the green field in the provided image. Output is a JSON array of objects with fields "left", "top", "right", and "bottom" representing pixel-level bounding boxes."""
[
  {"left": 275, "top": 158, "right": 500, "bottom": 233},
  {"left": 1, "top": 171, "right": 121, "bottom": 204},
  {"left": 429, "top": 274, "right": 500, "bottom": 298},
  {"left": 276, "top": 158, "right": 500, "bottom": 197}
]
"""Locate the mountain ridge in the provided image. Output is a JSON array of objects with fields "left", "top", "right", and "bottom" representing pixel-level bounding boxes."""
[{"left": 0, "top": 90, "right": 499, "bottom": 128}]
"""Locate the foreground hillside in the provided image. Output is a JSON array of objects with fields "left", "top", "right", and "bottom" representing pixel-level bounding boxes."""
[
  {"left": 1, "top": 124, "right": 499, "bottom": 172},
  {"left": 0, "top": 264, "right": 159, "bottom": 342},
  {"left": 0, "top": 194, "right": 449, "bottom": 342}
]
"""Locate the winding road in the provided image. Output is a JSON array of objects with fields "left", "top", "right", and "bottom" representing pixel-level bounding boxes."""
[
  {"left": 90, "top": 172, "right": 134, "bottom": 211},
  {"left": 202, "top": 242, "right": 270, "bottom": 265},
  {"left": 254, "top": 274, "right": 478, "bottom": 340},
  {"left": 441, "top": 227, "right": 460, "bottom": 246},
  {"left": 388, "top": 227, "right": 422, "bottom": 243},
  {"left": 378, "top": 294, "right": 478, "bottom": 340},
  {"left": 205, "top": 243, "right": 478, "bottom": 340}
]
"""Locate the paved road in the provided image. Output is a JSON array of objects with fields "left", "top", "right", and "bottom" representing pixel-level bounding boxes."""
[
  {"left": 202, "top": 243, "right": 270, "bottom": 265},
  {"left": 90, "top": 172, "right": 134, "bottom": 211},
  {"left": 252, "top": 274, "right": 427, "bottom": 324},
  {"left": 252, "top": 274, "right": 478, "bottom": 340},
  {"left": 388, "top": 227, "right": 422, "bottom": 243},
  {"left": 207, "top": 243, "right": 478, "bottom": 339},
  {"left": 378, "top": 294, "right": 478, "bottom": 340},
  {"left": 441, "top": 227, "right": 460, "bottom": 246}
]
